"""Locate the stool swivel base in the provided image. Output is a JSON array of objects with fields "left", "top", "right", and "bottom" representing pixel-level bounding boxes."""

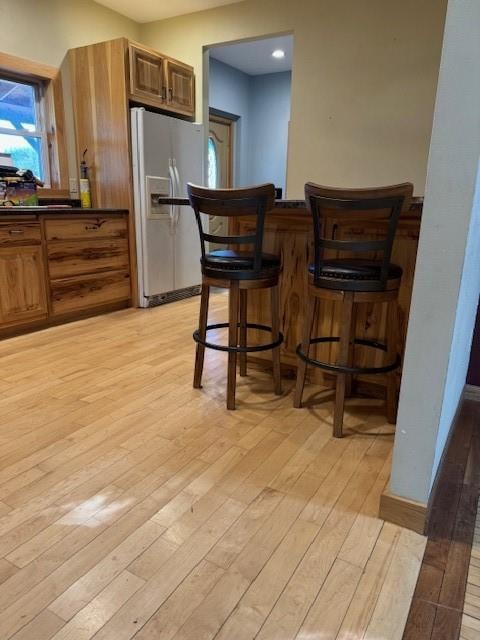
[
  {"left": 193, "top": 275, "right": 283, "bottom": 410},
  {"left": 293, "top": 286, "right": 402, "bottom": 437}
]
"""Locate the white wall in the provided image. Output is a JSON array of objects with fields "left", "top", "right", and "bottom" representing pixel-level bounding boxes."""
[
  {"left": 0, "top": 0, "right": 139, "bottom": 66},
  {"left": 390, "top": 0, "right": 480, "bottom": 505},
  {"left": 141, "top": 0, "right": 446, "bottom": 198}
]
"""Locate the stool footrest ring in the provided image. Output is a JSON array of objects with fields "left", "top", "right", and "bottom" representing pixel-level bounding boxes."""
[
  {"left": 296, "top": 336, "right": 400, "bottom": 375},
  {"left": 194, "top": 322, "right": 284, "bottom": 353}
]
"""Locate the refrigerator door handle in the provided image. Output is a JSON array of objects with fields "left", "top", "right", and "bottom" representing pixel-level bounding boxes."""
[
  {"left": 173, "top": 161, "right": 181, "bottom": 228},
  {"left": 168, "top": 159, "right": 176, "bottom": 234}
]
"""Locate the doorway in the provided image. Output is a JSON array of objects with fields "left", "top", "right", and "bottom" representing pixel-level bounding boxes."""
[
  {"left": 206, "top": 34, "right": 292, "bottom": 195},
  {"left": 208, "top": 113, "right": 234, "bottom": 189},
  {"left": 207, "top": 112, "right": 235, "bottom": 242}
]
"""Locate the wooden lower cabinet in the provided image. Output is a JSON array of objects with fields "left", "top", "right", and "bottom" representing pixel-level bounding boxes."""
[
  {"left": 0, "top": 211, "right": 131, "bottom": 337},
  {"left": 50, "top": 270, "right": 131, "bottom": 315},
  {"left": 0, "top": 245, "right": 48, "bottom": 326}
]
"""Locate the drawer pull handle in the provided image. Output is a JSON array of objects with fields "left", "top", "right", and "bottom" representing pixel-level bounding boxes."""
[
  {"left": 168, "top": 87, "right": 173, "bottom": 102},
  {"left": 84, "top": 220, "right": 106, "bottom": 231},
  {"left": 9, "top": 229, "right": 25, "bottom": 235}
]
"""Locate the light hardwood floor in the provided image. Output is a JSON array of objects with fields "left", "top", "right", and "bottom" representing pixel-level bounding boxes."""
[{"left": 0, "top": 293, "right": 426, "bottom": 639}]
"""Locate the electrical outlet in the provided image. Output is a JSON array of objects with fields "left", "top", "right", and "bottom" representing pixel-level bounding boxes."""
[{"left": 69, "top": 177, "right": 79, "bottom": 196}]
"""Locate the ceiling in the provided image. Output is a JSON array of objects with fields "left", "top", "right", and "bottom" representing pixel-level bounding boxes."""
[
  {"left": 210, "top": 35, "right": 293, "bottom": 75},
  {"left": 94, "top": 0, "right": 245, "bottom": 23}
]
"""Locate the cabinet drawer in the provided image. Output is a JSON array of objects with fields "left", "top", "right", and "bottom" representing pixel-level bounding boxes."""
[
  {"left": 0, "top": 222, "right": 41, "bottom": 247},
  {"left": 45, "top": 217, "right": 128, "bottom": 242},
  {"left": 50, "top": 270, "right": 131, "bottom": 316},
  {"left": 48, "top": 238, "right": 129, "bottom": 279}
]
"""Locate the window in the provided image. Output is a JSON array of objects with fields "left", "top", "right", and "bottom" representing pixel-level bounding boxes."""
[
  {"left": 0, "top": 52, "right": 68, "bottom": 195},
  {"left": 0, "top": 75, "right": 49, "bottom": 183},
  {"left": 208, "top": 136, "right": 218, "bottom": 189}
]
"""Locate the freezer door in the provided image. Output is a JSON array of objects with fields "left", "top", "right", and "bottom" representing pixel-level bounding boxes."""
[
  {"left": 131, "top": 108, "right": 175, "bottom": 303},
  {"left": 171, "top": 119, "right": 205, "bottom": 290}
]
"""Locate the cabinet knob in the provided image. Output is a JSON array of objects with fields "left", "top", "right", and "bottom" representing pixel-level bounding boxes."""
[{"left": 168, "top": 87, "right": 173, "bottom": 102}]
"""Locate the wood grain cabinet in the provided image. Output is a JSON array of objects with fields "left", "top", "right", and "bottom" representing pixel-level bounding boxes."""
[
  {"left": 0, "top": 212, "right": 131, "bottom": 337},
  {"left": 164, "top": 59, "right": 195, "bottom": 116},
  {"left": 0, "top": 222, "right": 48, "bottom": 327},
  {"left": 45, "top": 215, "right": 131, "bottom": 317},
  {"left": 69, "top": 38, "right": 195, "bottom": 297},
  {"left": 128, "top": 42, "right": 194, "bottom": 117},
  {"left": 129, "top": 44, "right": 166, "bottom": 103}
]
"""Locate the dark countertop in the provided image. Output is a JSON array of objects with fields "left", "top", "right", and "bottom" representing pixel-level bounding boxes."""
[
  {"left": 0, "top": 207, "right": 128, "bottom": 217},
  {"left": 156, "top": 197, "right": 306, "bottom": 208},
  {"left": 157, "top": 196, "right": 423, "bottom": 213}
]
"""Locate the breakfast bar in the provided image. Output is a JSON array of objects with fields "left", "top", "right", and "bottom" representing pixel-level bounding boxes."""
[{"left": 161, "top": 196, "right": 422, "bottom": 394}]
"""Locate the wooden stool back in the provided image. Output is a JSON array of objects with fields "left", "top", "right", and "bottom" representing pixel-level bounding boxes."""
[
  {"left": 305, "top": 182, "right": 413, "bottom": 292},
  {"left": 187, "top": 183, "right": 275, "bottom": 280}
]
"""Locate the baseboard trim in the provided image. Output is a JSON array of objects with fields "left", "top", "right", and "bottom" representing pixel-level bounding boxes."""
[
  {"left": 464, "top": 384, "right": 480, "bottom": 401},
  {"left": 379, "top": 488, "right": 427, "bottom": 535}
]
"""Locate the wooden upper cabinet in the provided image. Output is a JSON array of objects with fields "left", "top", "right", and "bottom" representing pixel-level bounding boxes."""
[
  {"left": 165, "top": 59, "right": 194, "bottom": 116},
  {"left": 128, "top": 41, "right": 194, "bottom": 117},
  {"left": 129, "top": 44, "right": 166, "bottom": 103}
]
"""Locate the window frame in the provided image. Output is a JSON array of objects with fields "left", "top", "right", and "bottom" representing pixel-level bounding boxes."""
[
  {"left": 0, "top": 52, "right": 68, "bottom": 197},
  {"left": 0, "top": 71, "right": 51, "bottom": 185}
]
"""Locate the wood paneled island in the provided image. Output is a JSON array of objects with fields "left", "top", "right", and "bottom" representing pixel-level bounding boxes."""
[
  {"left": 236, "top": 198, "right": 422, "bottom": 394},
  {"left": 161, "top": 195, "right": 422, "bottom": 395}
]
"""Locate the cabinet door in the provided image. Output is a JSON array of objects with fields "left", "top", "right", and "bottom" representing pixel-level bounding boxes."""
[
  {"left": 129, "top": 44, "right": 165, "bottom": 103},
  {"left": 0, "top": 246, "right": 48, "bottom": 326},
  {"left": 165, "top": 59, "right": 194, "bottom": 116}
]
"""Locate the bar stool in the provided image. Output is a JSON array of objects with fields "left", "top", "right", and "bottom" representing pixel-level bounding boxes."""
[
  {"left": 293, "top": 182, "right": 413, "bottom": 437},
  {"left": 187, "top": 183, "right": 283, "bottom": 410}
]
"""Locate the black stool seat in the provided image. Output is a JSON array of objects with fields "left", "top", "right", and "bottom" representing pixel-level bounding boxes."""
[
  {"left": 203, "top": 249, "right": 280, "bottom": 279},
  {"left": 308, "top": 259, "right": 402, "bottom": 286}
]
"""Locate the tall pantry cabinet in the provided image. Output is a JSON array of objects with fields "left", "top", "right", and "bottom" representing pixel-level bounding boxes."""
[
  {"left": 68, "top": 37, "right": 195, "bottom": 211},
  {"left": 68, "top": 38, "right": 195, "bottom": 303}
]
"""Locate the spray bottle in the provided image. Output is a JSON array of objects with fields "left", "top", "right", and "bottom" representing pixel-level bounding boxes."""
[{"left": 79, "top": 149, "right": 91, "bottom": 208}]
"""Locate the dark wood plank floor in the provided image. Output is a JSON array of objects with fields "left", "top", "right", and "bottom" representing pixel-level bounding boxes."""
[{"left": 403, "top": 399, "right": 480, "bottom": 640}]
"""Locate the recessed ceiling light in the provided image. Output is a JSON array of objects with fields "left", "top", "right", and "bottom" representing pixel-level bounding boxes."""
[{"left": 272, "top": 49, "right": 285, "bottom": 59}]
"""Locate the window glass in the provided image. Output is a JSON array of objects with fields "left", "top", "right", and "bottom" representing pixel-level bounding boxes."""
[
  {"left": 0, "top": 77, "right": 45, "bottom": 180},
  {"left": 207, "top": 137, "right": 218, "bottom": 189},
  {"left": 0, "top": 134, "right": 42, "bottom": 179},
  {"left": 0, "top": 78, "right": 37, "bottom": 131}
]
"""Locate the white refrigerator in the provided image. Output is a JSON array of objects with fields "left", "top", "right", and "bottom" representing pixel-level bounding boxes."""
[{"left": 131, "top": 108, "right": 204, "bottom": 307}]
